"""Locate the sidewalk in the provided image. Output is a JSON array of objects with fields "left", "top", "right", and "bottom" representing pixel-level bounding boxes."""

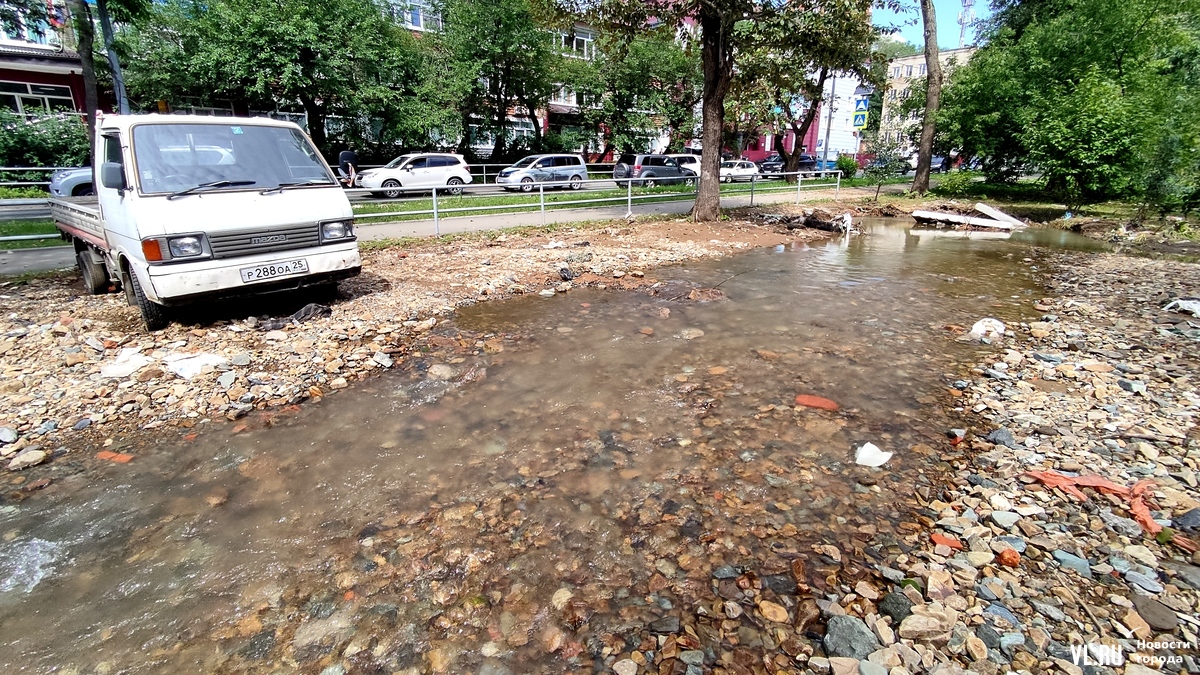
[{"left": 1, "top": 183, "right": 885, "bottom": 275}]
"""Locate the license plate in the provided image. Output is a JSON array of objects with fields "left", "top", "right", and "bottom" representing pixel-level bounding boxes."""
[{"left": 239, "top": 259, "right": 309, "bottom": 283}]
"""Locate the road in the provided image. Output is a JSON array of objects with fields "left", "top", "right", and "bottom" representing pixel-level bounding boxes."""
[{"left": 0, "top": 181, "right": 856, "bottom": 276}]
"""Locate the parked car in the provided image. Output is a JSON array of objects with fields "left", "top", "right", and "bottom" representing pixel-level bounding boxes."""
[
  {"left": 50, "top": 113, "right": 360, "bottom": 331},
  {"left": 667, "top": 153, "right": 700, "bottom": 175},
  {"left": 756, "top": 153, "right": 785, "bottom": 178},
  {"left": 906, "top": 154, "right": 949, "bottom": 173},
  {"left": 613, "top": 154, "right": 695, "bottom": 187},
  {"left": 356, "top": 153, "right": 473, "bottom": 198},
  {"left": 719, "top": 160, "right": 759, "bottom": 182},
  {"left": 495, "top": 154, "right": 588, "bottom": 192},
  {"left": 49, "top": 167, "right": 94, "bottom": 197}
]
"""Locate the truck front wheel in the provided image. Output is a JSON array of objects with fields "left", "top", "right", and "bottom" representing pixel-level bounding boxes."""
[
  {"left": 123, "top": 268, "right": 169, "bottom": 331},
  {"left": 76, "top": 250, "right": 108, "bottom": 295}
]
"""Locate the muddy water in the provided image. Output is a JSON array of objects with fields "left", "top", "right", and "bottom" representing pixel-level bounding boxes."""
[{"left": 0, "top": 221, "right": 1103, "bottom": 674}]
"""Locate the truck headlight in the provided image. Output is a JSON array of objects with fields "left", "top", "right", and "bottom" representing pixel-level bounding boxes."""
[
  {"left": 321, "top": 221, "right": 353, "bottom": 241},
  {"left": 168, "top": 236, "right": 204, "bottom": 258}
]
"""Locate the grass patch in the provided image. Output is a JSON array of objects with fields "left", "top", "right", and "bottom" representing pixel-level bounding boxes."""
[
  {"left": 359, "top": 214, "right": 698, "bottom": 252},
  {"left": 0, "top": 219, "right": 66, "bottom": 250},
  {"left": 350, "top": 178, "right": 846, "bottom": 222}
]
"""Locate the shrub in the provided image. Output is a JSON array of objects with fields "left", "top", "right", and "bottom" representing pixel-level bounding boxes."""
[
  {"left": 835, "top": 155, "right": 859, "bottom": 178},
  {"left": 0, "top": 111, "right": 90, "bottom": 169},
  {"left": 934, "top": 171, "right": 975, "bottom": 197},
  {"left": 0, "top": 186, "right": 49, "bottom": 199}
]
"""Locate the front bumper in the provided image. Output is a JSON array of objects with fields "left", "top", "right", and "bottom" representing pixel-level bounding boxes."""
[
  {"left": 145, "top": 243, "right": 362, "bottom": 305},
  {"left": 494, "top": 174, "right": 523, "bottom": 186}
]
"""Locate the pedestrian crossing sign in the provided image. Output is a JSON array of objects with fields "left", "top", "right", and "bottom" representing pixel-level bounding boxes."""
[
  {"left": 854, "top": 98, "right": 870, "bottom": 113},
  {"left": 853, "top": 112, "right": 869, "bottom": 129}
]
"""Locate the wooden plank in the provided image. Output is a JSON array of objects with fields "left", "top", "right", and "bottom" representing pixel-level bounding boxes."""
[
  {"left": 911, "top": 210, "right": 1014, "bottom": 230},
  {"left": 974, "top": 202, "right": 1026, "bottom": 227}
]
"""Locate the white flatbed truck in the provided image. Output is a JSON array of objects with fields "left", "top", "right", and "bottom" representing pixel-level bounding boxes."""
[{"left": 50, "top": 113, "right": 362, "bottom": 330}]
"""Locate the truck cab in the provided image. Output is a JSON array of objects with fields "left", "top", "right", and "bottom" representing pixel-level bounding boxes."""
[{"left": 52, "top": 114, "right": 361, "bottom": 330}]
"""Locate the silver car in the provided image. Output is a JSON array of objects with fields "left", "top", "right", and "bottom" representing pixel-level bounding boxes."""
[
  {"left": 49, "top": 167, "right": 94, "bottom": 197},
  {"left": 495, "top": 154, "right": 588, "bottom": 192}
]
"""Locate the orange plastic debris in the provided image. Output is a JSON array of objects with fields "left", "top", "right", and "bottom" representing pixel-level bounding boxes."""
[
  {"left": 111, "top": 453, "right": 134, "bottom": 463},
  {"left": 931, "top": 533, "right": 964, "bottom": 550},
  {"left": 1024, "top": 470, "right": 1161, "bottom": 534},
  {"left": 95, "top": 450, "right": 117, "bottom": 460},
  {"left": 794, "top": 394, "right": 840, "bottom": 411}
]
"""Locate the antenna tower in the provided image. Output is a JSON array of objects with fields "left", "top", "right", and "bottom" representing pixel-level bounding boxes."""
[{"left": 957, "top": 0, "right": 975, "bottom": 47}]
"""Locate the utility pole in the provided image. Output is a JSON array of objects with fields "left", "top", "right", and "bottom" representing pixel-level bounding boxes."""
[
  {"left": 96, "top": 0, "right": 129, "bottom": 114},
  {"left": 821, "top": 76, "right": 836, "bottom": 168}
]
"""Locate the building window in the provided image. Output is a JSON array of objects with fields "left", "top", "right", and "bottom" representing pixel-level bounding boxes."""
[
  {"left": 892, "top": 66, "right": 901, "bottom": 78},
  {"left": 0, "top": 81, "right": 75, "bottom": 116},
  {"left": 905, "top": 65, "right": 913, "bottom": 77},
  {"left": 888, "top": 90, "right": 897, "bottom": 100},
  {"left": 560, "top": 29, "right": 596, "bottom": 59},
  {"left": 919, "top": 64, "right": 927, "bottom": 76},
  {"left": 392, "top": 1, "right": 441, "bottom": 31},
  {"left": 551, "top": 86, "right": 576, "bottom": 105}
]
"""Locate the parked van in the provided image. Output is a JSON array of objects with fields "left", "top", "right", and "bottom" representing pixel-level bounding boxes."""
[
  {"left": 50, "top": 113, "right": 362, "bottom": 330},
  {"left": 495, "top": 154, "right": 588, "bottom": 191}
]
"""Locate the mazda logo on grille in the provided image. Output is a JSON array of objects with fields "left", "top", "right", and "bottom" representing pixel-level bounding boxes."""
[{"left": 251, "top": 235, "right": 286, "bottom": 245}]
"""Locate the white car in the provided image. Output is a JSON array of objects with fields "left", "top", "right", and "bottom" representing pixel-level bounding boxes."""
[
  {"left": 668, "top": 154, "right": 701, "bottom": 174},
  {"left": 719, "top": 160, "right": 759, "bottom": 182},
  {"left": 356, "top": 153, "right": 473, "bottom": 198}
]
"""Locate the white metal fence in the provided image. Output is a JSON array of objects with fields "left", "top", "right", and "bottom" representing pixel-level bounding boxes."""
[
  {"left": 0, "top": 170, "right": 843, "bottom": 244},
  {"left": 345, "top": 170, "right": 842, "bottom": 235}
]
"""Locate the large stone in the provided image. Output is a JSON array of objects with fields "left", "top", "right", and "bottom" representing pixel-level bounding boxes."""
[
  {"left": 878, "top": 592, "right": 914, "bottom": 624},
  {"left": 1131, "top": 595, "right": 1178, "bottom": 631},
  {"left": 0, "top": 427, "right": 16, "bottom": 444},
  {"left": 991, "top": 511, "right": 1021, "bottom": 529},
  {"left": 897, "top": 603, "right": 958, "bottom": 641},
  {"left": 613, "top": 659, "right": 638, "bottom": 675},
  {"left": 926, "top": 570, "right": 956, "bottom": 600},
  {"left": 828, "top": 657, "right": 860, "bottom": 675},
  {"left": 7, "top": 449, "right": 47, "bottom": 471},
  {"left": 1053, "top": 550, "right": 1093, "bottom": 578},
  {"left": 824, "top": 615, "right": 880, "bottom": 660},
  {"left": 987, "top": 428, "right": 1016, "bottom": 448}
]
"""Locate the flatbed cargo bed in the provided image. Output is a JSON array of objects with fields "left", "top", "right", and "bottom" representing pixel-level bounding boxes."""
[{"left": 49, "top": 197, "right": 106, "bottom": 248}]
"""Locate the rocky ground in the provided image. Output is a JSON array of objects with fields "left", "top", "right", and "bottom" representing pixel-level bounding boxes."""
[
  {"left": 3, "top": 209, "right": 1199, "bottom": 675},
  {"left": 0, "top": 215, "right": 828, "bottom": 474},
  {"left": 822, "top": 253, "right": 1200, "bottom": 675}
]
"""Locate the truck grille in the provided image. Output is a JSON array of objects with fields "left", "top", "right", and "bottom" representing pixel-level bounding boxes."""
[{"left": 209, "top": 223, "right": 321, "bottom": 259}]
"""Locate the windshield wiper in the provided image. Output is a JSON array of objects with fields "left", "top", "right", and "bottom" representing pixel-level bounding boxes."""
[
  {"left": 168, "top": 180, "right": 256, "bottom": 200},
  {"left": 259, "top": 179, "right": 336, "bottom": 195}
]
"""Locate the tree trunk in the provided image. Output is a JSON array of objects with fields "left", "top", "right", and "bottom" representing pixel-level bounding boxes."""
[
  {"left": 912, "top": 0, "right": 942, "bottom": 194},
  {"left": 95, "top": 0, "right": 128, "bottom": 114},
  {"left": 300, "top": 97, "right": 327, "bottom": 154},
  {"left": 693, "top": 5, "right": 733, "bottom": 222},
  {"left": 67, "top": 0, "right": 98, "bottom": 156}
]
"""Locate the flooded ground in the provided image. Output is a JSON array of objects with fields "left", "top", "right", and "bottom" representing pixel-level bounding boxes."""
[{"left": 0, "top": 220, "right": 1107, "bottom": 674}]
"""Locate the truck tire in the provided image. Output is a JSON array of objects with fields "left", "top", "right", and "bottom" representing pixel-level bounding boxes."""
[
  {"left": 124, "top": 268, "right": 169, "bottom": 331},
  {"left": 76, "top": 250, "right": 108, "bottom": 295}
]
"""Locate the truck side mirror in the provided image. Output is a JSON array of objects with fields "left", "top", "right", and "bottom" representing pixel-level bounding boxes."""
[{"left": 100, "top": 162, "right": 127, "bottom": 191}]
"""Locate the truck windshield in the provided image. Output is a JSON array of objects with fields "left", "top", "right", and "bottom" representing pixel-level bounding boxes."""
[{"left": 132, "top": 123, "right": 334, "bottom": 195}]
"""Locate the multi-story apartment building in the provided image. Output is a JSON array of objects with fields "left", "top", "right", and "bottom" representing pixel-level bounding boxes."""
[
  {"left": 878, "top": 46, "right": 975, "bottom": 148},
  {"left": 0, "top": 1, "right": 87, "bottom": 116}
]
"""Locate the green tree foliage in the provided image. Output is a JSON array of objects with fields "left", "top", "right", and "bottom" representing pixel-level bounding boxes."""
[
  {"left": 121, "top": 0, "right": 442, "bottom": 156},
  {"left": 435, "top": 0, "right": 559, "bottom": 160},
  {"left": 939, "top": 0, "right": 1200, "bottom": 207},
  {"left": 862, "top": 131, "right": 907, "bottom": 200},
  {"left": 566, "top": 29, "right": 692, "bottom": 158},
  {"left": 557, "top": 0, "right": 880, "bottom": 220}
]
